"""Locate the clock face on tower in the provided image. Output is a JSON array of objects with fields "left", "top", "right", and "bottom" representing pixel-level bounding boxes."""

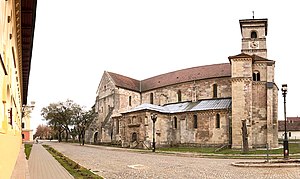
[{"left": 250, "top": 41, "right": 259, "bottom": 48}]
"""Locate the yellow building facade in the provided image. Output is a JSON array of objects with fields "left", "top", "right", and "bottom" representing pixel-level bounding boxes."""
[{"left": 0, "top": 0, "right": 37, "bottom": 178}]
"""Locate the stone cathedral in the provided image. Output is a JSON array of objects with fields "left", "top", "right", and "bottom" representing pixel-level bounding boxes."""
[{"left": 86, "top": 18, "right": 278, "bottom": 149}]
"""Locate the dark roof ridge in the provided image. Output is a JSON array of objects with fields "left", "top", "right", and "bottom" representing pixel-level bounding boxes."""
[
  {"left": 197, "top": 97, "right": 232, "bottom": 102},
  {"left": 162, "top": 100, "right": 192, "bottom": 106}
]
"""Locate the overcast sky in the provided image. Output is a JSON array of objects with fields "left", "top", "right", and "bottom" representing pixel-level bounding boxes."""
[{"left": 27, "top": 0, "right": 300, "bottom": 132}]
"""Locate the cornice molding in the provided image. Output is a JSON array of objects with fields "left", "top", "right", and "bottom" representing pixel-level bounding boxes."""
[
  {"left": 253, "top": 63, "right": 266, "bottom": 67},
  {"left": 242, "top": 49, "right": 267, "bottom": 52},
  {"left": 242, "top": 38, "right": 266, "bottom": 41},
  {"left": 253, "top": 81, "right": 266, "bottom": 85},
  {"left": 15, "top": 0, "right": 23, "bottom": 102},
  {"left": 230, "top": 58, "right": 252, "bottom": 62},
  {"left": 231, "top": 77, "right": 252, "bottom": 82}
]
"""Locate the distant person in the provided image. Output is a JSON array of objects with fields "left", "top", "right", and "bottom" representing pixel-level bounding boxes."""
[{"left": 35, "top": 137, "right": 39, "bottom": 144}]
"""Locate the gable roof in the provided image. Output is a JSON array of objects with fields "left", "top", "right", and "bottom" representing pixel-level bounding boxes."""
[
  {"left": 107, "top": 71, "right": 140, "bottom": 92},
  {"left": 228, "top": 53, "right": 274, "bottom": 64},
  {"left": 228, "top": 53, "right": 252, "bottom": 60},
  {"left": 106, "top": 63, "right": 231, "bottom": 93},
  {"left": 278, "top": 117, "right": 300, "bottom": 131}
]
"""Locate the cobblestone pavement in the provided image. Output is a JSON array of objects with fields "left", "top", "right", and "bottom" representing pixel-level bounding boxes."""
[{"left": 45, "top": 141, "right": 300, "bottom": 179}]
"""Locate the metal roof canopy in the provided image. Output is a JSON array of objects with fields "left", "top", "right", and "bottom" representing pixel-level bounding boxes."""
[{"left": 122, "top": 98, "right": 232, "bottom": 114}]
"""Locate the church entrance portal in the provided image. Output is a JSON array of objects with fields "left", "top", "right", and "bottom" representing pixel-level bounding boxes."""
[{"left": 132, "top": 132, "right": 137, "bottom": 142}]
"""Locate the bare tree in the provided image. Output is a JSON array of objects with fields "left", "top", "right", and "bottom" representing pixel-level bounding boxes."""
[{"left": 242, "top": 119, "right": 249, "bottom": 153}]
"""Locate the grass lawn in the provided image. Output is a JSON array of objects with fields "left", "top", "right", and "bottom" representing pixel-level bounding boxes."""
[
  {"left": 24, "top": 144, "right": 33, "bottom": 160},
  {"left": 43, "top": 145, "right": 102, "bottom": 179}
]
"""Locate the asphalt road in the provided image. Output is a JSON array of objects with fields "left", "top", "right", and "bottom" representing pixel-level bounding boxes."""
[{"left": 45, "top": 141, "right": 300, "bottom": 179}]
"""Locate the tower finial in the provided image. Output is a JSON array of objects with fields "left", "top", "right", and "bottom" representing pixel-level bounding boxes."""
[{"left": 252, "top": 11, "right": 255, "bottom": 19}]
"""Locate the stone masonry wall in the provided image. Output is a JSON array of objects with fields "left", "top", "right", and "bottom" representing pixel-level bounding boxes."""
[
  {"left": 231, "top": 58, "right": 253, "bottom": 148},
  {"left": 142, "top": 77, "right": 232, "bottom": 106},
  {"left": 122, "top": 110, "right": 231, "bottom": 148},
  {"left": 115, "top": 88, "right": 141, "bottom": 114},
  {"left": 252, "top": 82, "right": 267, "bottom": 147},
  {"left": 272, "top": 85, "right": 278, "bottom": 148}
]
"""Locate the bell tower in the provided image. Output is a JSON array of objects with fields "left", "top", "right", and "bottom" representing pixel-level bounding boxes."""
[{"left": 240, "top": 18, "right": 268, "bottom": 58}]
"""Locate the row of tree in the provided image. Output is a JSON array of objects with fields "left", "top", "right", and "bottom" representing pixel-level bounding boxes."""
[{"left": 40, "top": 99, "right": 96, "bottom": 145}]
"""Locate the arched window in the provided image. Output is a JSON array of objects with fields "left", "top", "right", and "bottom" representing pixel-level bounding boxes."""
[
  {"left": 251, "top": 31, "right": 257, "bottom": 38},
  {"left": 213, "top": 84, "right": 218, "bottom": 98},
  {"left": 129, "top": 96, "right": 132, "bottom": 106},
  {"left": 193, "top": 114, "right": 198, "bottom": 128},
  {"left": 216, "top": 114, "right": 220, "bottom": 128},
  {"left": 177, "top": 90, "right": 182, "bottom": 102},
  {"left": 94, "top": 132, "right": 98, "bottom": 143},
  {"left": 253, "top": 71, "right": 260, "bottom": 81},
  {"left": 174, "top": 117, "right": 177, "bottom": 129},
  {"left": 132, "top": 116, "right": 136, "bottom": 124},
  {"left": 150, "top": 93, "right": 154, "bottom": 104}
]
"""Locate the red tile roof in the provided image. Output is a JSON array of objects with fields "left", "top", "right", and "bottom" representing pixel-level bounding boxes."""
[
  {"left": 141, "top": 63, "right": 231, "bottom": 92},
  {"left": 278, "top": 117, "right": 300, "bottom": 131},
  {"left": 107, "top": 72, "right": 141, "bottom": 92},
  {"left": 107, "top": 63, "right": 231, "bottom": 92},
  {"left": 287, "top": 117, "right": 300, "bottom": 122}
]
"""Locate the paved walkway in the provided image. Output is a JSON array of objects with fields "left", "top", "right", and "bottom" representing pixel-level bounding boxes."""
[
  {"left": 11, "top": 144, "right": 30, "bottom": 179},
  {"left": 28, "top": 143, "right": 74, "bottom": 179}
]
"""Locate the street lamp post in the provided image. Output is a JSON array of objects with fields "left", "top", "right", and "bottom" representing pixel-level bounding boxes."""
[
  {"left": 281, "top": 84, "right": 289, "bottom": 159},
  {"left": 151, "top": 113, "right": 157, "bottom": 152}
]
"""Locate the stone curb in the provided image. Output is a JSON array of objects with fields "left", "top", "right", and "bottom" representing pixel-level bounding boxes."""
[
  {"left": 231, "top": 160, "right": 300, "bottom": 168},
  {"left": 56, "top": 141, "right": 300, "bottom": 160}
]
